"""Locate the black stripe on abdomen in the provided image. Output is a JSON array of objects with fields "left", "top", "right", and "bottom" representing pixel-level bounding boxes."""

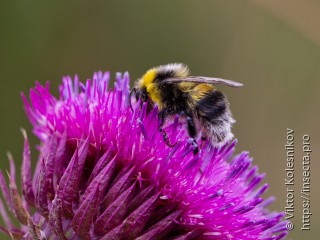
[{"left": 195, "top": 90, "right": 227, "bottom": 122}]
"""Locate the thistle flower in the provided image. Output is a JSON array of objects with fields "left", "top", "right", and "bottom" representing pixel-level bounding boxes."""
[{"left": 0, "top": 71, "right": 288, "bottom": 239}]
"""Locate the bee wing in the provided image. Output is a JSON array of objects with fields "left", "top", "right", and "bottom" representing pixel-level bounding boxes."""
[{"left": 163, "top": 76, "right": 243, "bottom": 88}]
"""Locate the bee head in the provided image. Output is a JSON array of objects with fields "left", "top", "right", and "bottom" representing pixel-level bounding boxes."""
[
  {"left": 135, "top": 87, "right": 149, "bottom": 102},
  {"left": 130, "top": 87, "right": 154, "bottom": 113},
  {"left": 135, "top": 68, "right": 158, "bottom": 107},
  {"left": 133, "top": 68, "right": 157, "bottom": 112}
]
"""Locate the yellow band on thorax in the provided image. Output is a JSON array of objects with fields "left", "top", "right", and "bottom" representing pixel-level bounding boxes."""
[{"left": 189, "top": 84, "right": 214, "bottom": 101}]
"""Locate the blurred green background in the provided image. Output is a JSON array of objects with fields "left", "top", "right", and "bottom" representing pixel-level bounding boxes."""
[{"left": 0, "top": 0, "right": 319, "bottom": 239}]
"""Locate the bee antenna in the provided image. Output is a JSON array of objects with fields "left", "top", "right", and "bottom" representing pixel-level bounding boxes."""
[{"left": 129, "top": 87, "right": 136, "bottom": 111}]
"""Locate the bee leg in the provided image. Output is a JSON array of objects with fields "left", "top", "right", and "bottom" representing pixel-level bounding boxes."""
[
  {"left": 201, "top": 135, "right": 207, "bottom": 148},
  {"left": 129, "top": 88, "right": 137, "bottom": 111},
  {"left": 158, "top": 110, "right": 176, "bottom": 147},
  {"left": 160, "top": 128, "right": 176, "bottom": 147},
  {"left": 186, "top": 115, "right": 198, "bottom": 154}
]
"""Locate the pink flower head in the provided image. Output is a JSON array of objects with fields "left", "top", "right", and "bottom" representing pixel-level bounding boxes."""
[{"left": 0, "top": 71, "right": 288, "bottom": 239}]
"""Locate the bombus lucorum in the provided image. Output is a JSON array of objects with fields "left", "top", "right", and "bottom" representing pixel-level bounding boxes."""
[{"left": 131, "top": 63, "right": 243, "bottom": 154}]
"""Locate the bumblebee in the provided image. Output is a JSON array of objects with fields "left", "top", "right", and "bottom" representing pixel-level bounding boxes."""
[{"left": 132, "top": 63, "right": 243, "bottom": 154}]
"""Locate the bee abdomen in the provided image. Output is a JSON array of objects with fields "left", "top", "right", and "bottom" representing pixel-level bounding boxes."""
[
  {"left": 195, "top": 90, "right": 235, "bottom": 146},
  {"left": 195, "top": 90, "right": 227, "bottom": 120}
]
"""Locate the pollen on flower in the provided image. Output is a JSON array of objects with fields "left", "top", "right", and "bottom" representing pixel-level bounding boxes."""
[{"left": 0, "top": 70, "right": 288, "bottom": 239}]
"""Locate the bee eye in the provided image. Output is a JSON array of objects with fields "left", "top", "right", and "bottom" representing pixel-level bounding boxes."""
[
  {"left": 136, "top": 89, "right": 148, "bottom": 102},
  {"left": 135, "top": 91, "right": 140, "bottom": 101},
  {"left": 142, "top": 93, "right": 148, "bottom": 101}
]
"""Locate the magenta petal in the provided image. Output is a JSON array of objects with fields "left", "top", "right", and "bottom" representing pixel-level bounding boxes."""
[
  {"left": 21, "top": 92, "right": 37, "bottom": 125},
  {"left": 30, "top": 88, "right": 46, "bottom": 115}
]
